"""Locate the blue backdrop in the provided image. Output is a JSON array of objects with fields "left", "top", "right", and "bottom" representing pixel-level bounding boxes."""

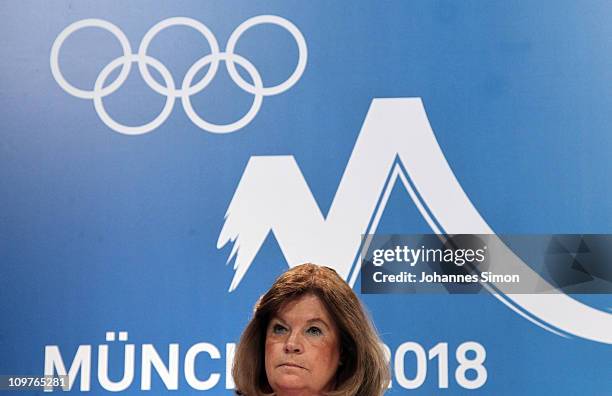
[{"left": 1, "top": 1, "right": 611, "bottom": 394}]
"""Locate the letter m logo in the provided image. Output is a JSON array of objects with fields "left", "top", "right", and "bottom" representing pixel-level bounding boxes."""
[{"left": 217, "top": 98, "right": 484, "bottom": 291}]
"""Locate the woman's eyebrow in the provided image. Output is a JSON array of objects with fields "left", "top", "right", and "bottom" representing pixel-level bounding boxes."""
[
  {"left": 305, "top": 317, "right": 330, "bottom": 329},
  {"left": 270, "top": 316, "right": 287, "bottom": 325},
  {"left": 271, "top": 316, "right": 331, "bottom": 329}
]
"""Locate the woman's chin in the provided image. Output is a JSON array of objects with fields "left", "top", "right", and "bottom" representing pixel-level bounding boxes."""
[
  {"left": 277, "top": 377, "right": 305, "bottom": 387},
  {"left": 271, "top": 375, "right": 308, "bottom": 392}
]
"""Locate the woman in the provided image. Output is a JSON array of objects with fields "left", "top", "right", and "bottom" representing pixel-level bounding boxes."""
[{"left": 233, "top": 263, "right": 390, "bottom": 396}]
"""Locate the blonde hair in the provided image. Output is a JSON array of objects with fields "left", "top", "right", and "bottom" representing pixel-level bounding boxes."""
[{"left": 233, "top": 263, "right": 390, "bottom": 396}]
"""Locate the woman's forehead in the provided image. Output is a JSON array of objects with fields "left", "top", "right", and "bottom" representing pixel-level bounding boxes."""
[{"left": 273, "top": 293, "right": 334, "bottom": 323}]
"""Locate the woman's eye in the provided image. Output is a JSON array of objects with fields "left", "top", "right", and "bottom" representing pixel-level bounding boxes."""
[
  {"left": 306, "top": 326, "right": 322, "bottom": 336},
  {"left": 272, "top": 324, "right": 287, "bottom": 334}
]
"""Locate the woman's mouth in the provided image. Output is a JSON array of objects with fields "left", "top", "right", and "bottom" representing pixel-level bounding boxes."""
[{"left": 279, "top": 362, "right": 306, "bottom": 369}]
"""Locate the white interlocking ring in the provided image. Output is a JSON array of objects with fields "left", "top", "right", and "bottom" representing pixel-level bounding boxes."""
[
  {"left": 138, "top": 17, "right": 220, "bottom": 97},
  {"left": 225, "top": 15, "right": 307, "bottom": 96},
  {"left": 50, "top": 15, "right": 308, "bottom": 135},
  {"left": 94, "top": 54, "right": 176, "bottom": 135},
  {"left": 50, "top": 19, "right": 132, "bottom": 99},
  {"left": 182, "top": 52, "right": 263, "bottom": 134}
]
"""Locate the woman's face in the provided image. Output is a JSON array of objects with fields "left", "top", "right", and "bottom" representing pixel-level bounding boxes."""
[{"left": 264, "top": 293, "right": 341, "bottom": 396}]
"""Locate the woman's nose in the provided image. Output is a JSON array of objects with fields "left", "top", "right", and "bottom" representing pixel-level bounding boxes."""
[{"left": 284, "top": 333, "right": 303, "bottom": 353}]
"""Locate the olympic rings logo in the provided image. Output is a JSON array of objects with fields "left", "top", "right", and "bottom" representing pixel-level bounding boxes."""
[{"left": 50, "top": 16, "right": 307, "bottom": 135}]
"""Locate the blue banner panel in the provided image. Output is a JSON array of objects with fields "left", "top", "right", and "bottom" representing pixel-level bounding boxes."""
[{"left": 1, "top": 1, "right": 611, "bottom": 394}]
